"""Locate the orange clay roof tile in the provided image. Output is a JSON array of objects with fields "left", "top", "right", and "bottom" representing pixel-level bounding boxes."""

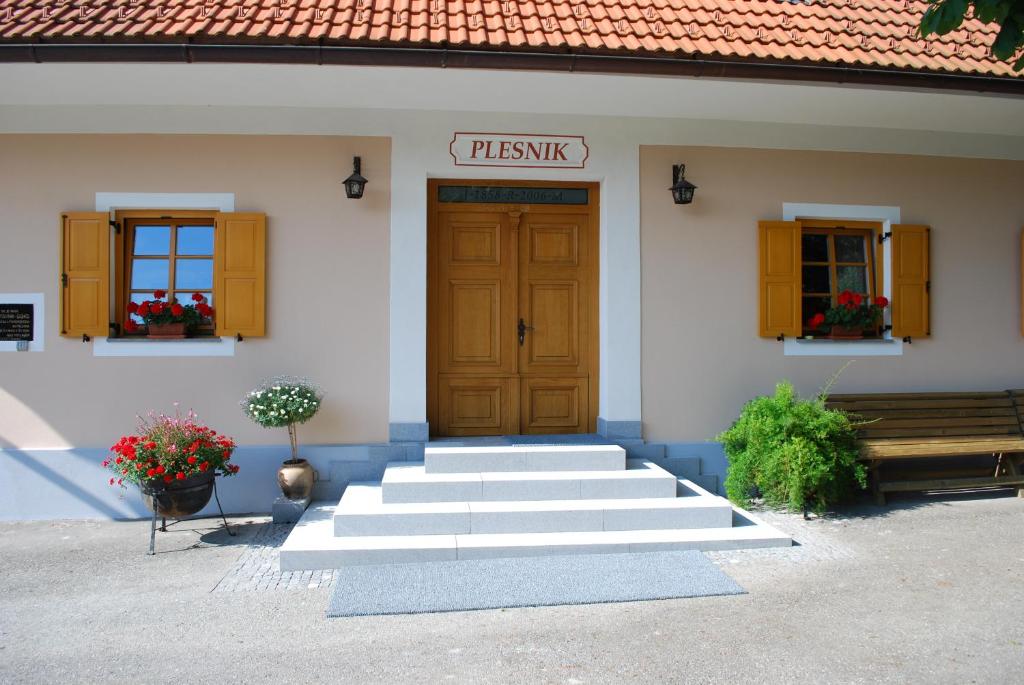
[{"left": 0, "top": 1, "right": 1020, "bottom": 79}]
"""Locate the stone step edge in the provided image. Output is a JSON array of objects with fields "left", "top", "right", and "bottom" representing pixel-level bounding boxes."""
[
  {"left": 279, "top": 502, "right": 793, "bottom": 571},
  {"left": 383, "top": 458, "right": 673, "bottom": 483},
  {"left": 423, "top": 444, "right": 626, "bottom": 474},
  {"left": 336, "top": 480, "right": 728, "bottom": 516}
]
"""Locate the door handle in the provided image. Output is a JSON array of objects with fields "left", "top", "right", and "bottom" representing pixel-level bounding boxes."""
[{"left": 518, "top": 318, "right": 534, "bottom": 346}]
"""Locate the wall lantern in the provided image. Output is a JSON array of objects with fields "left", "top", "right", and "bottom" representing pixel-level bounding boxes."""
[
  {"left": 669, "top": 164, "right": 697, "bottom": 205},
  {"left": 343, "top": 156, "right": 368, "bottom": 199}
]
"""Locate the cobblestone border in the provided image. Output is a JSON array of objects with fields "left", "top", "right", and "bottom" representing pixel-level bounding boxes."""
[{"left": 212, "top": 522, "right": 335, "bottom": 592}]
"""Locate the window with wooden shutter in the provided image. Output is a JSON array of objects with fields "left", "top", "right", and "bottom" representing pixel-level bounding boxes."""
[
  {"left": 758, "top": 220, "right": 802, "bottom": 339},
  {"left": 60, "top": 212, "right": 110, "bottom": 337},
  {"left": 890, "top": 224, "right": 930, "bottom": 339},
  {"left": 214, "top": 212, "right": 266, "bottom": 338}
]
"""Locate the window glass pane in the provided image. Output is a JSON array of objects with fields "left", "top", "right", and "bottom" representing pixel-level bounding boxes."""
[
  {"left": 128, "top": 292, "right": 151, "bottom": 326},
  {"left": 801, "top": 233, "right": 829, "bottom": 262},
  {"left": 176, "top": 226, "right": 214, "bottom": 255},
  {"left": 175, "top": 259, "right": 214, "bottom": 290},
  {"left": 835, "top": 235, "right": 866, "bottom": 263},
  {"left": 837, "top": 265, "right": 868, "bottom": 294},
  {"left": 133, "top": 226, "right": 170, "bottom": 255},
  {"left": 802, "top": 296, "right": 831, "bottom": 326},
  {"left": 802, "top": 265, "right": 831, "bottom": 294},
  {"left": 131, "top": 259, "right": 169, "bottom": 290}
]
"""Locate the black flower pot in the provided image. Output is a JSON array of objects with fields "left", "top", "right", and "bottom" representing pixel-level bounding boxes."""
[{"left": 140, "top": 471, "right": 215, "bottom": 518}]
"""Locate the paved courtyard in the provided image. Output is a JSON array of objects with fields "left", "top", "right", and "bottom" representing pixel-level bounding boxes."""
[{"left": 1, "top": 491, "right": 1022, "bottom": 684}]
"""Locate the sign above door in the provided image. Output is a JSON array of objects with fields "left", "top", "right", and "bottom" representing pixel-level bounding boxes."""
[{"left": 450, "top": 133, "right": 589, "bottom": 169}]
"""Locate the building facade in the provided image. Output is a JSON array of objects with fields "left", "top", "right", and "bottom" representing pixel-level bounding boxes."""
[{"left": 1, "top": 1, "right": 1023, "bottom": 519}]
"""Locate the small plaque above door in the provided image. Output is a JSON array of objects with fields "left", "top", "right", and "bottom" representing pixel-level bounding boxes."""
[{"left": 438, "top": 186, "right": 589, "bottom": 205}]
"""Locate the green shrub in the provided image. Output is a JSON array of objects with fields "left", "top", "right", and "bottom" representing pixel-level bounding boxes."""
[{"left": 717, "top": 380, "right": 867, "bottom": 514}]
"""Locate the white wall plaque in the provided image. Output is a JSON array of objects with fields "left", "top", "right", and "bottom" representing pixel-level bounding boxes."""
[{"left": 450, "top": 132, "right": 589, "bottom": 169}]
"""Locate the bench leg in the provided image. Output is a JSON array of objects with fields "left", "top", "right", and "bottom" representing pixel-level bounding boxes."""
[
  {"left": 1005, "top": 456, "right": 1024, "bottom": 498},
  {"left": 869, "top": 461, "right": 886, "bottom": 506}
]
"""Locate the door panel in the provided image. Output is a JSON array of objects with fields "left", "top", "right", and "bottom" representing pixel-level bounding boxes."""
[
  {"left": 435, "top": 212, "right": 517, "bottom": 375},
  {"left": 428, "top": 186, "right": 597, "bottom": 436},
  {"left": 438, "top": 376, "right": 518, "bottom": 436},
  {"left": 521, "top": 377, "right": 589, "bottom": 434}
]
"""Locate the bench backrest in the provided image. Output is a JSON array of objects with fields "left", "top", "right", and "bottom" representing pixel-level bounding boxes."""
[{"left": 826, "top": 392, "right": 1024, "bottom": 441}]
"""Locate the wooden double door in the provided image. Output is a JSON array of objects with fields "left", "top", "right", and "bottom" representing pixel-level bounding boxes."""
[{"left": 427, "top": 181, "right": 599, "bottom": 436}]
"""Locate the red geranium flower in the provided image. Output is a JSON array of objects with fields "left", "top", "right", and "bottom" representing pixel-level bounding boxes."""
[
  {"left": 192, "top": 292, "right": 204, "bottom": 302},
  {"left": 170, "top": 303, "right": 184, "bottom": 317},
  {"left": 150, "top": 301, "right": 164, "bottom": 315},
  {"left": 137, "top": 302, "right": 150, "bottom": 316},
  {"left": 851, "top": 292, "right": 863, "bottom": 306},
  {"left": 126, "top": 301, "right": 139, "bottom": 314},
  {"left": 176, "top": 472, "right": 186, "bottom": 480},
  {"left": 808, "top": 313, "right": 826, "bottom": 329},
  {"left": 163, "top": 475, "right": 174, "bottom": 483},
  {"left": 146, "top": 468, "right": 156, "bottom": 477},
  {"left": 153, "top": 289, "right": 166, "bottom": 299},
  {"left": 187, "top": 455, "right": 197, "bottom": 465},
  {"left": 145, "top": 441, "right": 156, "bottom": 450},
  {"left": 155, "top": 465, "right": 165, "bottom": 475},
  {"left": 199, "top": 461, "right": 210, "bottom": 472},
  {"left": 109, "top": 477, "right": 115, "bottom": 485},
  {"left": 197, "top": 303, "right": 212, "bottom": 317},
  {"left": 874, "top": 296, "right": 889, "bottom": 307},
  {"left": 123, "top": 319, "right": 139, "bottom": 333},
  {"left": 837, "top": 290, "right": 852, "bottom": 305}
]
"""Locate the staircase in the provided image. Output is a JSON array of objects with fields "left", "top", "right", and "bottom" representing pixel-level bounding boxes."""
[{"left": 280, "top": 444, "right": 791, "bottom": 570}]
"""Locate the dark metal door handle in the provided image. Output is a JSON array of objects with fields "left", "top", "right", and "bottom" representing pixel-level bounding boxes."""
[{"left": 518, "top": 318, "right": 534, "bottom": 346}]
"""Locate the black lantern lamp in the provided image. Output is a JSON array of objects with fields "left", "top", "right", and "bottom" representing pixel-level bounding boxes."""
[
  {"left": 669, "top": 164, "right": 697, "bottom": 205},
  {"left": 343, "top": 156, "right": 368, "bottom": 199}
]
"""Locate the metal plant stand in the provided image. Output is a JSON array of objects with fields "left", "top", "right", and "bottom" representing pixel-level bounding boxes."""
[{"left": 147, "top": 478, "right": 235, "bottom": 555}]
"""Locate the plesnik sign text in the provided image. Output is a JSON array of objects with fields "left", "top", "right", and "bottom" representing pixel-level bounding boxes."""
[{"left": 450, "top": 133, "right": 589, "bottom": 169}]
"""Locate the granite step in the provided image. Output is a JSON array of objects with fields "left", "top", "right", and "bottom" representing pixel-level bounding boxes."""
[
  {"left": 424, "top": 444, "right": 625, "bottom": 474},
  {"left": 334, "top": 482, "right": 734, "bottom": 536},
  {"left": 380, "top": 459, "right": 677, "bottom": 504},
  {"left": 280, "top": 501, "right": 792, "bottom": 571}
]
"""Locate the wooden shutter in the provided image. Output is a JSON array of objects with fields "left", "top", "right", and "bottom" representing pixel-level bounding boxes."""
[
  {"left": 758, "top": 221, "right": 802, "bottom": 338},
  {"left": 60, "top": 212, "right": 110, "bottom": 337},
  {"left": 214, "top": 212, "right": 266, "bottom": 337},
  {"left": 891, "top": 224, "right": 930, "bottom": 339}
]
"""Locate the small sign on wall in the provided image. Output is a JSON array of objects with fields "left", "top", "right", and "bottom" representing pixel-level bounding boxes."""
[
  {"left": 450, "top": 132, "right": 589, "bottom": 169},
  {"left": 0, "top": 294, "right": 44, "bottom": 352},
  {"left": 0, "top": 303, "right": 33, "bottom": 341}
]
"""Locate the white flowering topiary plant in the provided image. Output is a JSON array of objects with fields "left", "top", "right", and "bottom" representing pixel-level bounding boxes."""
[{"left": 241, "top": 377, "right": 323, "bottom": 461}]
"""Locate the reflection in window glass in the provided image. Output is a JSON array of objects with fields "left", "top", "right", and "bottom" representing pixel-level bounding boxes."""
[
  {"left": 176, "top": 226, "right": 215, "bottom": 255},
  {"left": 837, "top": 265, "right": 868, "bottom": 294},
  {"left": 835, "top": 235, "right": 866, "bottom": 263},
  {"left": 133, "top": 226, "right": 170, "bottom": 255},
  {"left": 131, "top": 259, "right": 169, "bottom": 289},
  {"left": 175, "top": 259, "right": 214, "bottom": 290}
]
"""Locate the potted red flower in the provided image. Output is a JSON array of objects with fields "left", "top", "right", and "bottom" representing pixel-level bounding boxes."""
[
  {"left": 124, "top": 290, "right": 214, "bottom": 338},
  {"left": 808, "top": 290, "right": 889, "bottom": 339},
  {"left": 104, "top": 408, "right": 240, "bottom": 518}
]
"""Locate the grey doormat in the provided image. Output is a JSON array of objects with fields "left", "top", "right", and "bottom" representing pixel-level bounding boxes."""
[{"left": 326, "top": 550, "right": 744, "bottom": 617}]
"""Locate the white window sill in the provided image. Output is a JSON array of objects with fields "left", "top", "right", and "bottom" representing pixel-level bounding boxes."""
[
  {"left": 783, "top": 337, "right": 903, "bottom": 357},
  {"left": 92, "top": 336, "right": 236, "bottom": 357}
]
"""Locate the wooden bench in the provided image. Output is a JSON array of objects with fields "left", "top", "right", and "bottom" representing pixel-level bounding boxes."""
[{"left": 826, "top": 391, "right": 1024, "bottom": 505}]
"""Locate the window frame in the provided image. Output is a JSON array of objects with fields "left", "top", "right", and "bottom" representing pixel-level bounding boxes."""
[
  {"left": 798, "top": 218, "right": 883, "bottom": 337},
  {"left": 114, "top": 209, "right": 217, "bottom": 337}
]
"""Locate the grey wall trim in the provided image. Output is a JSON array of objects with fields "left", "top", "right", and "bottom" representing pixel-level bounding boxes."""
[
  {"left": 389, "top": 422, "right": 430, "bottom": 443},
  {"left": 597, "top": 418, "right": 643, "bottom": 440}
]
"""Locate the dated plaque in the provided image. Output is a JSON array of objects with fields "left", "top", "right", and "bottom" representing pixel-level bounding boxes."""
[{"left": 0, "top": 303, "right": 33, "bottom": 341}]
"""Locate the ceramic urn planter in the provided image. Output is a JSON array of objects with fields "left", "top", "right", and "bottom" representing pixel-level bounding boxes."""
[{"left": 278, "top": 458, "right": 314, "bottom": 500}]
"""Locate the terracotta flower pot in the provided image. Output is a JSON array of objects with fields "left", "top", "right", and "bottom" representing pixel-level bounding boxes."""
[
  {"left": 278, "top": 458, "right": 314, "bottom": 501},
  {"left": 140, "top": 471, "right": 215, "bottom": 518},
  {"left": 147, "top": 322, "right": 187, "bottom": 339},
  {"left": 829, "top": 325, "right": 864, "bottom": 339}
]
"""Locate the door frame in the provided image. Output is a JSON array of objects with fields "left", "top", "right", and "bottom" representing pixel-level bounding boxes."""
[{"left": 426, "top": 178, "right": 601, "bottom": 436}]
